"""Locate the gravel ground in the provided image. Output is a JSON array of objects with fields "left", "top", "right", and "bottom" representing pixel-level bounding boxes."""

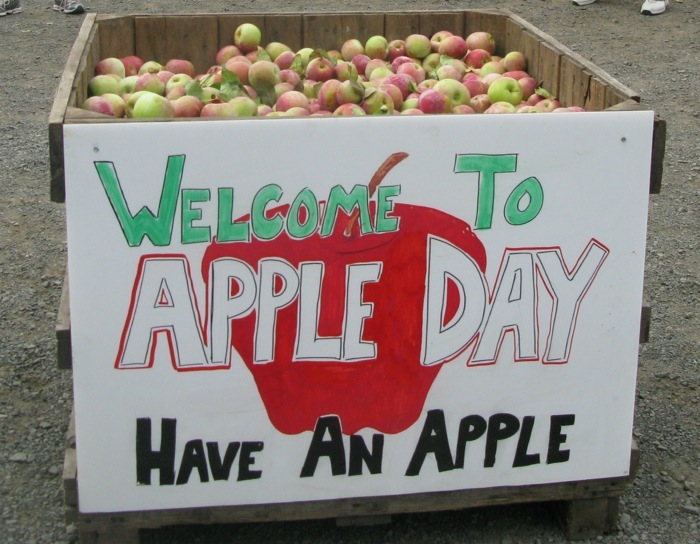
[{"left": 0, "top": 1, "right": 697, "bottom": 543}]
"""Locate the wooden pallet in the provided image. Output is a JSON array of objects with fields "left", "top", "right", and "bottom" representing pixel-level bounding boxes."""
[{"left": 62, "top": 409, "right": 640, "bottom": 543}]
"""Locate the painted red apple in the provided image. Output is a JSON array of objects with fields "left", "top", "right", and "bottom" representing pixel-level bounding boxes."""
[{"left": 201, "top": 153, "right": 486, "bottom": 435}]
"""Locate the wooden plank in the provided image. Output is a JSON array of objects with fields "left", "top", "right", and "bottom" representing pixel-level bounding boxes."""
[
  {"left": 49, "top": 13, "right": 98, "bottom": 203},
  {"left": 264, "top": 14, "right": 304, "bottom": 52},
  {"left": 650, "top": 115, "right": 665, "bottom": 194},
  {"left": 134, "top": 16, "right": 167, "bottom": 65},
  {"left": 419, "top": 11, "right": 465, "bottom": 39},
  {"left": 559, "top": 55, "right": 588, "bottom": 109},
  {"left": 340, "top": 13, "right": 385, "bottom": 45},
  {"left": 63, "top": 447, "right": 78, "bottom": 509},
  {"left": 586, "top": 76, "right": 608, "bottom": 112},
  {"left": 640, "top": 302, "right": 652, "bottom": 344},
  {"left": 557, "top": 497, "right": 620, "bottom": 540},
  {"left": 56, "top": 270, "right": 72, "bottom": 370},
  {"left": 537, "top": 41, "right": 561, "bottom": 100},
  {"left": 96, "top": 15, "right": 135, "bottom": 60},
  {"left": 503, "top": 16, "right": 525, "bottom": 59},
  {"left": 518, "top": 30, "right": 541, "bottom": 84},
  {"left": 303, "top": 13, "right": 344, "bottom": 51},
  {"left": 384, "top": 12, "right": 421, "bottom": 41},
  {"left": 164, "top": 16, "right": 220, "bottom": 75}
]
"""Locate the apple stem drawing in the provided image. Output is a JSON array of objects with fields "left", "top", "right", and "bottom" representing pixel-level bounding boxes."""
[{"left": 344, "top": 151, "right": 409, "bottom": 237}]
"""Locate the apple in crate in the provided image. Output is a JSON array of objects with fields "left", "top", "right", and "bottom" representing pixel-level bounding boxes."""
[
  {"left": 487, "top": 77, "right": 523, "bottom": 106},
  {"left": 132, "top": 92, "right": 174, "bottom": 118},
  {"left": 234, "top": 23, "right": 262, "bottom": 53},
  {"left": 81, "top": 96, "right": 115, "bottom": 116},
  {"left": 94, "top": 57, "right": 125, "bottom": 78},
  {"left": 171, "top": 95, "right": 203, "bottom": 118}
]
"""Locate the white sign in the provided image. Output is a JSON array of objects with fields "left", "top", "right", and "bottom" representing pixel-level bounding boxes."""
[{"left": 64, "top": 111, "right": 653, "bottom": 513}]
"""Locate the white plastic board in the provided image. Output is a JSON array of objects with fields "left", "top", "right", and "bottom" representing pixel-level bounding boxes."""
[{"left": 63, "top": 111, "right": 653, "bottom": 513}]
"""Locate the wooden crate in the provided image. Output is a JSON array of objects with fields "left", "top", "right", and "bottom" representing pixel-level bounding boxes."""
[
  {"left": 48, "top": 9, "right": 665, "bottom": 203},
  {"left": 51, "top": 10, "right": 660, "bottom": 542}
]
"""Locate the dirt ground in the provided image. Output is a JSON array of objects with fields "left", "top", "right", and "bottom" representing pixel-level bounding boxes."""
[{"left": 0, "top": 1, "right": 698, "bottom": 543}]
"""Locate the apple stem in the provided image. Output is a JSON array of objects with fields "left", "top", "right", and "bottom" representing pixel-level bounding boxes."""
[{"left": 344, "top": 151, "right": 409, "bottom": 237}]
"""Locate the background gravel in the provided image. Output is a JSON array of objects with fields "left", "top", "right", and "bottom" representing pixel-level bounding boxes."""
[{"left": 0, "top": 1, "right": 697, "bottom": 543}]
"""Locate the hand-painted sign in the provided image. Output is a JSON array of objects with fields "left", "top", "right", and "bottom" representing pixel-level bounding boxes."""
[{"left": 64, "top": 112, "right": 653, "bottom": 513}]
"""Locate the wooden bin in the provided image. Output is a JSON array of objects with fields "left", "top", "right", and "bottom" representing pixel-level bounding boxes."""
[{"left": 51, "top": 9, "right": 662, "bottom": 543}]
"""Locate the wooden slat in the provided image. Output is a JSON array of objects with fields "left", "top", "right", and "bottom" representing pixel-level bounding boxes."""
[
  {"left": 384, "top": 12, "right": 421, "bottom": 41},
  {"left": 303, "top": 13, "right": 344, "bottom": 51},
  {"left": 503, "top": 16, "right": 525, "bottom": 59},
  {"left": 419, "top": 11, "right": 465, "bottom": 39},
  {"left": 340, "top": 13, "right": 385, "bottom": 44},
  {"left": 134, "top": 16, "right": 167, "bottom": 65},
  {"left": 650, "top": 115, "right": 665, "bottom": 194},
  {"left": 56, "top": 270, "right": 72, "bottom": 370},
  {"left": 164, "top": 16, "right": 220, "bottom": 75},
  {"left": 49, "top": 13, "right": 98, "bottom": 203},
  {"left": 96, "top": 15, "right": 135, "bottom": 60},
  {"left": 519, "top": 30, "right": 541, "bottom": 83},
  {"left": 558, "top": 55, "right": 588, "bottom": 108},
  {"left": 264, "top": 14, "right": 304, "bottom": 52},
  {"left": 586, "top": 76, "right": 607, "bottom": 112},
  {"left": 537, "top": 41, "right": 561, "bottom": 100}
]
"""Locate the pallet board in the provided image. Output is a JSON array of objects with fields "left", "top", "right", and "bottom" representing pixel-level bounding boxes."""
[{"left": 48, "top": 9, "right": 664, "bottom": 202}]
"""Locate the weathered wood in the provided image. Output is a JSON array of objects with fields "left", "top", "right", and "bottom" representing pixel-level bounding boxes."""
[
  {"left": 537, "top": 41, "right": 561, "bottom": 100},
  {"left": 63, "top": 447, "right": 78, "bottom": 510},
  {"left": 384, "top": 12, "right": 421, "bottom": 41},
  {"left": 640, "top": 301, "right": 651, "bottom": 344},
  {"left": 557, "top": 496, "right": 620, "bottom": 540},
  {"left": 97, "top": 15, "right": 135, "bottom": 60},
  {"left": 419, "top": 11, "right": 465, "bottom": 39},
  {"left": 264, "top": 14, "right": 304, "bottom": 52},
  {"left": 56, "top": 270, "right": 72, "bottom": 369},
  {"left": 303, "top": 13, "right": 344, "bottom": 51},
  {"left": 49, "top": 13, "right": 97, "bottom": 203},
  {"left": 650, "top": 115, "right": 665, "bottom": 194},
  {"left": 336, "top": 514, "right": 392, "bottom": 527}
]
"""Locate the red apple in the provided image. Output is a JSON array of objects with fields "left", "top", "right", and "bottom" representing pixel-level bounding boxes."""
[
  {"left": 306, "top": 56, "right": 335, "bottom": 82},
  {"left": 95, "top": 57, "right": 125, "bottom": 78},
  {"left": 430, "top": 30, "right": 453, "bottom": 52},
  {"left": 418, "top": 88, "right": 452, "bottom": 114},
  {"left": 332, "top": 103, "right": 366, "bottom": 116},
  {"left": 120, "top": 55, "right": 144, "bottom": 77},
  {"left": 215, "top": 45, "right": 242, "bottom": 66},
  {"left": 200, "top": 165, "right": 487, "bottom": 435},
  {"left": 466, "top": 31, "right": 496, "bottom": 54},
  {"left": 438, "top": 35, "right": 468, "bottom": 59},
  {"left": 171, "top": 95, "right": 203, "bottom": 118},
  {"left": 165, "top": 59, "right": 196, "bottom": 78},
  {"left": 465, "top": 48, "right": 492, "bottom": 69},
  {"left": 81, "top": 96, "right": 115, "bottom": 116}
]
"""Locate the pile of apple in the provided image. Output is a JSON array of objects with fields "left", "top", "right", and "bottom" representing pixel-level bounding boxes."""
[{"left": 82, "top": 22, "right": 584, "bottom": 119}]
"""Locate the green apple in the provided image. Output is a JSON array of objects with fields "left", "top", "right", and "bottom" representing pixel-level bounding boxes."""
[{"left": 486, "top": 77, "right": 523, "bottom": 106}]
